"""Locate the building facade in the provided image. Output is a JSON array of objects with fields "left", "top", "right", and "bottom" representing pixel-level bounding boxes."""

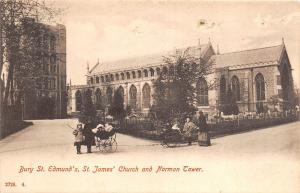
[
  {"left": 68, "top": 40, "right": 295, "bottom": 118},
  {"left": 26, "top": 19, "right": 67, "bottom": 119},
  {"left": 2, "top": 18, "right": 67, "bottom": 119}
]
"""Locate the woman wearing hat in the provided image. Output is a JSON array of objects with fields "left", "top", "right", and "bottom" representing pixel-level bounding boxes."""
[
  {"left": 197, "top": 111, "right": 211, "bottom": 146},
  {"left": 83, "top": 117, "right": 96, "bottom": 153}
]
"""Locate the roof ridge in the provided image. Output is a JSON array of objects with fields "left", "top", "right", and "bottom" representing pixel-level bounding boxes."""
[
  {"left": 90, "top": 62, "right": 101, "bottom": 73},
  {"left": 91, "top": 43, "right": 211, "bottom": 73},
  {"left": 218, "top": 44, "right": 283, "bottom": 56},
  {"left": 100, "top": 44, "right": 208, "bottom": 64},
  {"left": 102, "top": 52, "right": 165, "bottom": 64}
]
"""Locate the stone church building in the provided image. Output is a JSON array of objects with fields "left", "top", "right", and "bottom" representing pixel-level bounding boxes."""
[{"left": 68, "top": 39, "right": 295, "bottom": 118}]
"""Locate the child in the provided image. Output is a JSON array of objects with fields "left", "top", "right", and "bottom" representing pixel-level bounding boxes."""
[
  {"left": 73, "top": 123, "right": 84, "bottom": 154},
  {"left": 104, "top": 122, "right": 113, "bottom": 132},
  {"left": 171, "top": 119, "right": 181, "bottom": 133}
]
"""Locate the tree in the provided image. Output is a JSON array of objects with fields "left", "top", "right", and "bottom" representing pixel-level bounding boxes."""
[
  {"left": 125, "top": 105, "right": 132, "bottom": 116},
  {"left": 151, "top": 75, "right": 170, "bottom": 122},
  {"left": 109, "top": 87, "right": 125, "bottom": 121},
  {"left": 0, "top": 0, "right": 63, "bottom": 111},
  {"left": 79, "top": 89, "right": 96, "bottom": 124},
  {"left": 152, "top": 47, "right": 215, "bottom": 125}
]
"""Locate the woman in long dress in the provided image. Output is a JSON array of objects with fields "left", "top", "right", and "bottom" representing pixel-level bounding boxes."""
[
  {"left": 83, "top": 117, "right": 96, "bottom": 153},
  {"left": 197, "top": 111, "right": 211, "bottom": 146}
]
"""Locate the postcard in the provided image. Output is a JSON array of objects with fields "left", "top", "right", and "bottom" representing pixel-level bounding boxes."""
[{"left": 0, "top": 0, "right": 299, "bottom": 192}]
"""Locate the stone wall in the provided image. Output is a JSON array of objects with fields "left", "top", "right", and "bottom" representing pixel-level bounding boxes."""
[
  {"left": 68, "top": 48, "right": 295, "bottom": 117},
  {"left": 69, "top": 79, "right": 155, "bottom": 115}
]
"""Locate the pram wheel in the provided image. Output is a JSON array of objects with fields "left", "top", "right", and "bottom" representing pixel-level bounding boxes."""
[{"left": 98, "top": 138, "right": 117, "bottom": 153}]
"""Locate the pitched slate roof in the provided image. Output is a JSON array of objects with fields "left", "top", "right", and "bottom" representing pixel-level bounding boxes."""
[
  {"left": 90, "top": 44, "right": 211, "bottom": 74},
  {"left": 210, "top": 44, "right": 284, "bottom": 68}
]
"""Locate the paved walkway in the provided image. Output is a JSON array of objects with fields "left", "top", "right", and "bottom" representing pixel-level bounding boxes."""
[{"left": 0, "top": 119, "right": 299, "bottom": 193}]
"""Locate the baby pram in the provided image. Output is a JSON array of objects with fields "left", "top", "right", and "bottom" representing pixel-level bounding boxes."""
[{"left": 94, "top": 125, "right": 117, "bottom": 153}]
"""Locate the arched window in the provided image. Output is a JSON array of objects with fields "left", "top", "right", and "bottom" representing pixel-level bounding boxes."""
[
  {"left": 220, "top": 75, "right": 226, "bottom": 104},
  {"left": 85, "top": 89, "right": 92, "bottom": 97},
  {"left": 231, "top": 76, "right": 240, "bottom": 101},
  {"left": 115, "top": 74, "right": 119, "bottom": 81},
  {"left": 126, "top": 72, "right": 130, "bottom": 79},
  {"left": 84, "top": 89, "right": 92, "bottom": 107},
  {"left": 121, "top": 73, "right": 125, "bottom": 80},
  {"left": 105, "top": 75, "right": 109, "bottom": 82},
  {"left": 101, "top": 76, "right": 104, "bottom": 82},
  {"left": 110, "top": 74, "right": 114, "bottom": 82},
  {"left": 129, "top": 85, "right": 137, "bottom": 109},
  {"left": 137, "top": 70, "right": 142, "bottom": 78},
  {"left": 95, "top": 88, "right": 102, "bottom": 110},
  {"left": 196, "top": 78, "right": 209, "bottom": 106},
  {"left": 75, "top": 90, "right": 82, "bottom": 111},
  {"left": 132, "top": 71, "right": 136, "bottom": 79},
  {"left": 90, "top": 77, "right": 94, "bottom": 84},
  {"left": 106, "top": 87, "right": 113, "bottom": 105},
  {"left": 255, "top": 73, "right": 265, "bottom": 101},
  {"left": 144, "top": 69, "right": 148, "bottom": 77},
  {"left": 96, "top": 77, "right": 99, "bottom": 83},
  {"left": 142, "top": 83, "right": 151, "bottom": 108},
  {"left": 118, "top": 86, "right": 124, "bottom": 99},
  {"left": 156, "top": 67, "right": 161, "bottom": 76},
  {"left": 150, "top": 68, "right": 154, "bottom": 77}
]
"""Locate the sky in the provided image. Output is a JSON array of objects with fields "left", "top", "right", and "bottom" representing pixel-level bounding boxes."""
[{"left": 54, "top": 0, "right": 300, "bottom": 86}]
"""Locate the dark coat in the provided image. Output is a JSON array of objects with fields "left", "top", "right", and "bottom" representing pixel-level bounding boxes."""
[
  {"left": 197, "top": 115, "right": 208, "bottom": 132},
  {"left": 83, "top": 122, "right": 95, "bottom": 145}
]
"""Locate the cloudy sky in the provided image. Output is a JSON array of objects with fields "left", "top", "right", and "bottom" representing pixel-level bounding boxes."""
[{"left": 55, "top": 0, "right": 300, "bottom": 86}]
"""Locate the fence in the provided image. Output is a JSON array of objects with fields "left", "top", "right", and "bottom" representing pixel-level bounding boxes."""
[
  {"left": 119, "top": 108, "right": 299, "bottom": 141},
  {"left": 209, "top": 112, "right": 299, "bottom": 138},
  {"left": 124, "top": 116, "right": 153, "bottom": 130},
  {"left": 215, "top": 101, "right": 295, "bottom": 115},
  {"left": 123, "top": 103, "right": 299, "bottom": 128},
  {"left": 208, "top": 106, "right": 299, "bottom": 124}
]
